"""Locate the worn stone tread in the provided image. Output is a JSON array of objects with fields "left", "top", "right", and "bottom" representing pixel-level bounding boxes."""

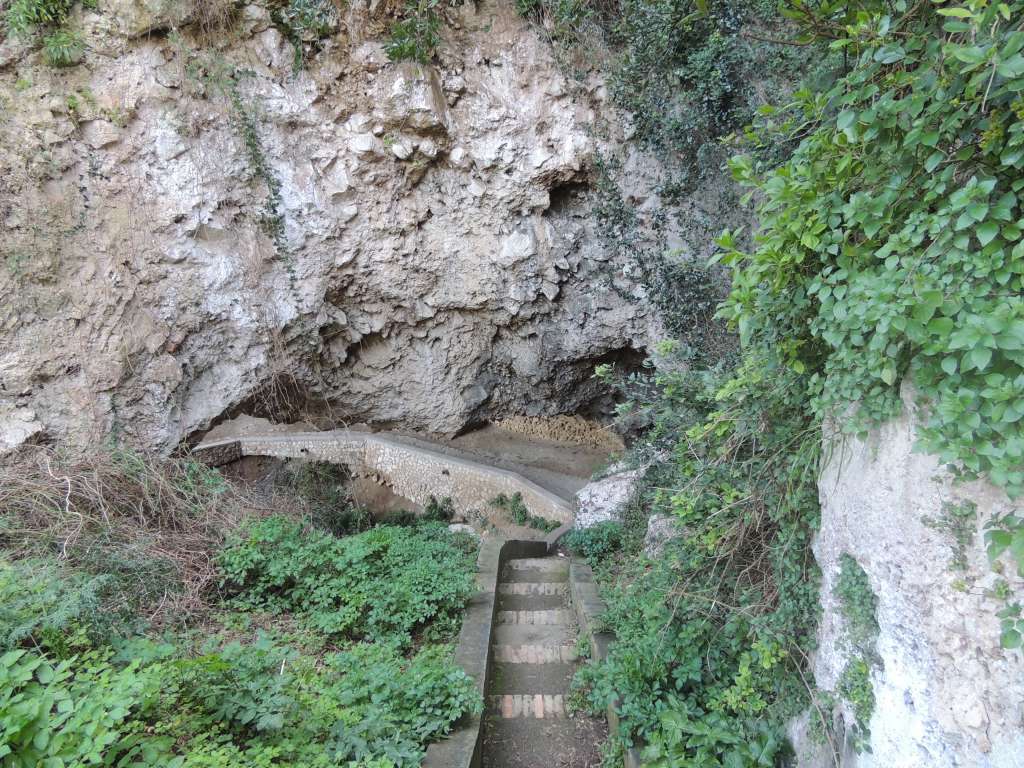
[
  {"left": 495, "top": 609, "right": 573, "bottom": 625},
  {"left": 489, "top": 662, "right": 576, "bottom": 694},
  {"left": 492, "top": 622, "right": 574, "bottom": 645},
  {"left": 496, "top": 594, "right": 568, "bottom": 611},
  {"left": 492, "top": 644, "right": 578, "bottom": 664},
  {"left": 497, "top": 582, "right": 568, "bottom": 596},
  {"left": 506, "top": 558, "right": 570, "bottom": 572}
]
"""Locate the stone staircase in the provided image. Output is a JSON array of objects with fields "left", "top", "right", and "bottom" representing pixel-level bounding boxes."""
[{"left": 482, "top": 556, "right": 605, "bottom": 768}]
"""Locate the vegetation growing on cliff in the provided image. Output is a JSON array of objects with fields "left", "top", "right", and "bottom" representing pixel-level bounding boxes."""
[
  {"left": 0, "top": 448, "right": 480, "bottom": 767},
  {"left": 576, "top": 0, "right": 1024, "bottom": 762},
  {"left": 5, "top": 0, "right": 91, "bottom": 65}
]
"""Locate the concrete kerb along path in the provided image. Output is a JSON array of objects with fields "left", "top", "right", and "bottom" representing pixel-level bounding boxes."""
[
  {"left": 193, "top": 430, "right": 574, "bottom": 524},
  {"left": 569, "top": 560, "right": 644, "bottom": 768}
]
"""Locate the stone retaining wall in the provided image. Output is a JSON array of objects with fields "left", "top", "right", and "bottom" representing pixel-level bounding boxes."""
[{"left": 194, "top": 430, "right": 573, "bottom": 523}]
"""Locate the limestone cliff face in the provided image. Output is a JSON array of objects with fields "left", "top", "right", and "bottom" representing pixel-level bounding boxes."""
[
  {"left": 0, "top": 0, "right": 660, "bottom": 453},
  {"left": 808, "top": 385, "right": 1024, "bottom": 768}
]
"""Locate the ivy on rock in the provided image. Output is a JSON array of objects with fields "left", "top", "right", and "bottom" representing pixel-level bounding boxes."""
[{"left": 720, "top": 0, "right": 1024, "bottom": 497}]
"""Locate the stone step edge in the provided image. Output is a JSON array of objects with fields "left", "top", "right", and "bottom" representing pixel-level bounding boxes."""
[
  {"left": 506, "top": 558, "right": 570, "bottom": 571},
  {"left": 495, "top": 609, "right": 573, "bottom": 625},
  {"left": 492, "top": 644, "right": 578, "bottom": 663},
  {"left": 497, "top": 582, "right": 568, "bottom": 595},
  {"left": 489, "top": 694, "right": 566, "bottom": 719}
]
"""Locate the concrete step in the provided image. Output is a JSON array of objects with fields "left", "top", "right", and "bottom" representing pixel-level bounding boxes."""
[
  {"left": 497, "top": 582, "right": 568, "bottom": 596},
  {"left": 493, "top": 622, "right": 574, "bottom": 646},
  {"left": 495, "top": 609, "right": 573, "bottom": 625},
  {"left": 506, "top": 558, "right": 569, "bottom": 574},
  {"left": 501, "top": 566, "right": 569, "bottom": 584},
  {"left": 482, "top": 712, "right": 606, "bottom": 768},
  {"left": 496, "top": 593, "right": 567, "bottom": 611},
  {"left": 492, "top": 644, "right": 578, "bottom": 664},
  {"left": 489, "top": 694, "right": 566, "bottom": 719},
  {"left": 490, "top": 662, "right": 576, "bottom": 694}
]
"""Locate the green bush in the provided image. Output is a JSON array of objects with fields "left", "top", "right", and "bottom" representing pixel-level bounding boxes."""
[
  {"left": 386, "top": 0, "right": 443, "bottom": 63},
  {"left": 5, "top": 0, "right": 73, "bottom": 34},
  {"left": 1, "top": 457, "right": 482, "bottom": 767},
  {"left": 0, "top": 648, "right": 172, "bottom": 768},
  {"left": 562, "top": 522, "right": 624, "bottom": 566},
  {"left": 0, "top": 559, "right": 129, "bottom": 654},
  {"left": 284, "top": 461, "right": 372, "bottom": 535},
  {"left": 144, "top": 634, "right": 479, "bottom": 767},
  {"left": 720, "top": 0, "right": 1024, "bottom": 497},
  {"left": 838, "top": 658, "right": 875, "bottom": 752},
  {"left": 270, "top": 0, "right": 338, "bottom": 71},
  {"left": 423, "top": 495, "right": 456, "bottom": 522},
  {"left": 6, "top": 0, "right": 90, "bottom": 68},
  {"left": 42, "top": 27, "right": 83, "bottom": 65},
  {"left": 216, "top": 517, "right": 477, "bottom": 644}
]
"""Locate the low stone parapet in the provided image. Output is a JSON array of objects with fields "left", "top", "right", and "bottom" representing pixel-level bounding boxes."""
[{"left": 193, "top": 429, "right": 573, "bottom": 523}]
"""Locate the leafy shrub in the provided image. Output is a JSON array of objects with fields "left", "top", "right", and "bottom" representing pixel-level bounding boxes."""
[
  {"left": 0, "top": 648, "right": 171, "bottom": 768},
  {"left": 985, "top": 510, "right": 1024, "bottom": 648},
  {"left": 5, "top": 0, "right": 73, "bottom": 34},
  {"left": 562, "top": 522, "right": 623, "bottom": 566},
  {"left": 0, "top": 559, "right": 126, "bottom": 653},
  {"left": 42, "top": 27, "right": 83, "bottom": 65},
  {"left": 6, "top": 0, "right": 91, "bottom": 68},
  {"left": 284, "top": 460, "right": 371, "bottom": 535},
  {"left": 838, "top": 658, "right": 874, "bottom": 752},
  {"left": 217, "top": 517, "right": 477, "bottom": 644},
  {"left": 270, "top": 0, "right": 338, "bottom": 71},
  {"left": 323, "top": 643, "right": 481, "bottom": 764},
  {"left": 423, "top": 495, "right": 456, "bottom": 522},
  {"left": 720, "top": 0, "right": 1024, "bottom": 497},
  {"left": 0, "top": 459, "right": 481, "bottom": 767},
  {"left": 134, "top": 633, "right": 479, "bottom": 767},
  {"left": 574, "top": 344, "right": 821, "bottom": 761},
  {"left": 386, "top": 0, "right": 444, "bottom": 62}
]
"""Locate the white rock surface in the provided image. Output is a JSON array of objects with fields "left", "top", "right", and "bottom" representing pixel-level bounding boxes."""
[
  {"left": 808, "top": 384, "right": 1024, "bottom": 767},
  {"left": 642, "top": 513, "right": 681, "bottom": 558},
  {"left": 0, "top": 0, "right": 666, "bottom": 454},
  {"left": 574, "top": 465, "right": 642, "bottom": 528}
]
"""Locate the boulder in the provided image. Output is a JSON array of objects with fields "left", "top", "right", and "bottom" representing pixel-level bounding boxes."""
[
  {"left": 574, "top": 465, "right": 642, "bottom": 529},
  {"left": 643, "top": 514, "right": 681, "bottom": 558}
]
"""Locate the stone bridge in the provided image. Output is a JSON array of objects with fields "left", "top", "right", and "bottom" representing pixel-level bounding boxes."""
[{"left": 193, "top": 430, "right": 574, "bottom": 524}]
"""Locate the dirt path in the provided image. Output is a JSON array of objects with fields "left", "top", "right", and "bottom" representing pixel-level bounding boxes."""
[{"left": 482, "top": 555, "right": 606, "bottom": 768}]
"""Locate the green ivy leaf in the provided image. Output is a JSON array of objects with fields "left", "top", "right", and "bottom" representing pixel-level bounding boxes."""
[{"left": 977, "top": 221, "right": 1000, "bottom": 246}]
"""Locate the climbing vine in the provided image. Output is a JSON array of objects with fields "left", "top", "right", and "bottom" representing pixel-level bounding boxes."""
[{"left": 719, "top": 0, "right": 1024, "bottom": 497}]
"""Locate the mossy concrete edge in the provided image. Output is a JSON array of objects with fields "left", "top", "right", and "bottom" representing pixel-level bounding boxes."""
[
  {"left": 569, "top": 560, "right": 644, "bottom": 768},
  {"left": 422, "top": 537, "right": 548, "bottom": 768}
]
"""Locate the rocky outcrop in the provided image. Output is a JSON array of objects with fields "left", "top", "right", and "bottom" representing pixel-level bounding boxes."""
[
  {"left": 807, "top": 385, "right": 1024, "bottom": 767},
  {"left": 0, "top": 0, "right": 661, "bottom": 454},
  {"left": 574, "top": 464, "right": 641, "bottom": 529}
]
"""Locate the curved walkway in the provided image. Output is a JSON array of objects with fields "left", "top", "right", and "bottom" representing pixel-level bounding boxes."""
[{"left": 194, "top": 429, "right": 576, "bottom": 525}]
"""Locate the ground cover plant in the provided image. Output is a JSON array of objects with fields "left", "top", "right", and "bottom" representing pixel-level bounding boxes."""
[{"left": 0, "top": 447, "right": 481, "bottom": 767}]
